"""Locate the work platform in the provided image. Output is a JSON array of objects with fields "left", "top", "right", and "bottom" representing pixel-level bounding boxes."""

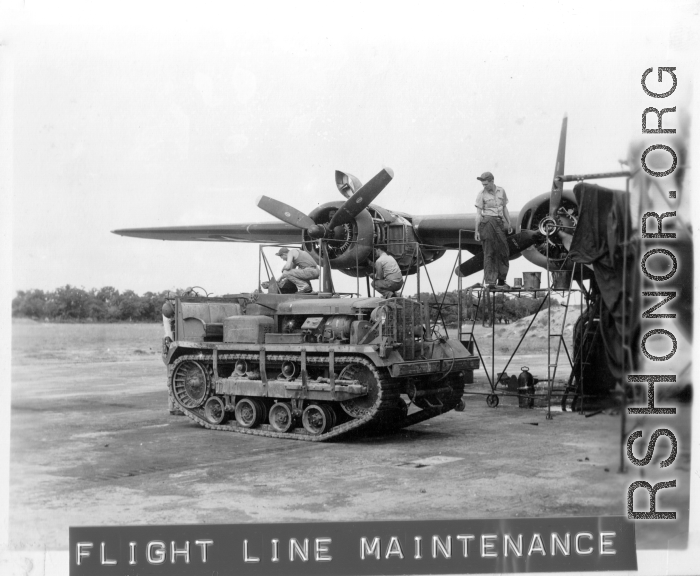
[{"left": 453, "top": 281, "right": 587, "bottom": 419}]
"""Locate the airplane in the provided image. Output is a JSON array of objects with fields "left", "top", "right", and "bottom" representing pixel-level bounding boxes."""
[{"left": 112, "top": 117, "right": 591, "bottom": 286}]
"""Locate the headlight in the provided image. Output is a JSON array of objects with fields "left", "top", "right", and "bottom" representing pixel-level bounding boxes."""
[{"left": 371, "top": 306, "right": 388, "bottom": 325}]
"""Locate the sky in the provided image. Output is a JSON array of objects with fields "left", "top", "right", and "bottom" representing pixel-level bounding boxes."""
[{"left": 3, "top": 1, "right": 697, "bottom": 299}]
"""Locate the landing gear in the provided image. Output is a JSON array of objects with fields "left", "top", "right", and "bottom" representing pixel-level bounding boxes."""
[{"left": 486, "top": 394, "right": 499, "bottom": 408}]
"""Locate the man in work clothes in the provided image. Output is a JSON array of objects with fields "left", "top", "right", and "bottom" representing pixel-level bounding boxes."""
[
  {"left": 474, "top": 171, "right": 513, "bottom": 289},
  {"left": 276, "top": 247, "right": 319, "bottom": 293},
  {"left": 370, "top": 247, "right": 403, "bottom": 298}
]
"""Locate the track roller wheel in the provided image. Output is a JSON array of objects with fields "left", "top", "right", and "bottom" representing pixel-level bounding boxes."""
[
  {"left": 302, "top": 404, "right": 333, "bottom": 435},
  {"left": 268, "top": 402, "right": 295, "bottom": 433},
  {"left": 338, "top": 362, "right": 382, "bottom": 418},
  {"left": 257, "top": 399, "right": 269, "bottom": 424},
  {"left": 235, "top": 398, "right": 265, "bottom": 428},
  {"left": 204, "top": 396, "right": 228, "bottom": 425},
  {"left": 325, "top": 404, "right": 338, "bottom": 428},
  {"left": 486, "top": 394, "right": 499, "bottom": 408},
  {"left": 455, "top": 398, "right": 466, "bottom": 412},
  {"left": 172, "top": 361, "right": 209, "bottom": 408}
]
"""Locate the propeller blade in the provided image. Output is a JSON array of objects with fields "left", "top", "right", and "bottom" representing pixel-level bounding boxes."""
[
  {"left": 328, "top": 168, "right": 394, "bottom": 228},
  {"left": 455, "top": 230, "right": 542, "bottom": 277},
  {"left": 549, "top": 116, "right": 568, "bottom": 217},
  {"left": 265, "top": 277, "right": 281, "bottom": 294},
  {"left": 320, "top": 243, "right": 335, "bottom": 293},
  {"left": 256, "top": 196, "right": 316, "bottom": 229},
  {"left": 334, "top": 171, "right": 363, "bottom": 199}
]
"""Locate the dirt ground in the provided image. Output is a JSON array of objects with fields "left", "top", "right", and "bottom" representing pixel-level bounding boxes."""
[{"left": 9, "top": 321, "right": 692, "bottom": 552}]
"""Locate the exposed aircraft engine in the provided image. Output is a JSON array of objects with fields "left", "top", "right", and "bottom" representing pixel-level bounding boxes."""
[
  {"left": 516, "top": 190, "right": 579, "bottom": 270},
  {"left": 255, "top": 168, "right": 446, "bottom": 280},
  {"left": 302, "top": 201, "right": 374, "bottom": 272}
]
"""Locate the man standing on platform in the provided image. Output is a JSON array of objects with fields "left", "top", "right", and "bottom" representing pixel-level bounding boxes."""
[
  {"left": 370, "top": 246, "right": 403, "bottom": 298},
  {"left": 474, "top": 171, "right": 513, "bottom": 290}
]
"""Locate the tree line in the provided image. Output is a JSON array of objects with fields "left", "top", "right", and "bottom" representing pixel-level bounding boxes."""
[
  {"left": 420, "top": 289, "right": 558, "bottom": 327},
  {"left": 11, "top": 285, "right": 186, "bottom": 322},
  {"left": 12, "top": 285, "right": 556, "bottom": 324}
]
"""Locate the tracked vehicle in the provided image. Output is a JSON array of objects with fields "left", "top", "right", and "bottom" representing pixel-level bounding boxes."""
[{"left": 162, "top": 291, "right": 479, "bottom": 441}]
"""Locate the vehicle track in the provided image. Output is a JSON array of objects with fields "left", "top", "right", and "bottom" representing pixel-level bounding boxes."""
[{"left": 170, "top": 354, "right": 464, "bottom": 441}]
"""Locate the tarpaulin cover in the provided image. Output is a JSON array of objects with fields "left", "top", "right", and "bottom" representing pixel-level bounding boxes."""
[{"left": 568, "top": 182, "right": 639, "bottom": 377}]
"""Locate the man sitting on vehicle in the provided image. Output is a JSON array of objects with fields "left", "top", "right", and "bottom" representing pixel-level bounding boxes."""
[
  {"left": 275, "top": 247, "right": 319, "bottom": 294},
  {"left": 370, "top": 246, "right": 403, "bottom": 298}
]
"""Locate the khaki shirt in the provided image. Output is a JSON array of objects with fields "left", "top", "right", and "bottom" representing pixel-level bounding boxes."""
[
  {"left": 475, "top": 186, "right": 508, "bottom": 218},
  {"left": 289, "top": 248, "right": 318, "bottom": 269},
  {"left": 375, "top": 252, "right": 403, "bottom": 283}
]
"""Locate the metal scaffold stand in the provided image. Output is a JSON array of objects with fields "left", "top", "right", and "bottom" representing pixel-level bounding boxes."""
[
  {"left": 449, "top": 169, "right": 636, "bottom": 433},
  {"left": 453, "top": 228, "right": 591, "bottom": 415}
]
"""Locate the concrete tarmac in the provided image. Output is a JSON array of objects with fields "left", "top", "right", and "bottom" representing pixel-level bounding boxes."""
[{"left": 9, "top": 329, "right": 691, "bottom": 552}]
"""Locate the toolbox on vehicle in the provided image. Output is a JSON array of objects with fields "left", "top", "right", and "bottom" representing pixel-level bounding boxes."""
[{"left": 224, "top": 315, "right": 275, "bottom": 344}]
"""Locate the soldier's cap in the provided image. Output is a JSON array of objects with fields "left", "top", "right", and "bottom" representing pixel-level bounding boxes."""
[
  {"left": 275, "top": 247, "right": 289, "bottom": 256},
  {"left": 476, "top": 171, "right": 494, "bottom": 182}
]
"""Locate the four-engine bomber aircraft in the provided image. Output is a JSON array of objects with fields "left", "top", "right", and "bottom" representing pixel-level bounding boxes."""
[{"left": 113, "top": 117, "right": 584, "bottom": 281}]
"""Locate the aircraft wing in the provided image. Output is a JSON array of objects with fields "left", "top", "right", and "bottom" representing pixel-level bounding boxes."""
[{"left": 112, "top": 221, "right": 302, "bottom": 244}]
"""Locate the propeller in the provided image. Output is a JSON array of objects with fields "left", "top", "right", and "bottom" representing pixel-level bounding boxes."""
[
  {"left": 256, "top": 167, "right": 394, "bottom": 294},
  {"left": 549, "top": 115, "right": 567, "bottom": 218},
  {"left": 256, "top": 167, "right": 394, "bottom": 239},
  {"left": 455, "top": 230, "right": 543, "bottom": 277},
  {"left": 335, "top": 171, "right": 363, "bottom": 199},
  {"left": 264, "top": 277, "right": 282, "bottom": 294},
  {"left": 537, "top": 115, "right": 569, "bottom": 240},
  {"left": 319, "top": 242, "right": 335, "bottom": 293},
  {"left": 255, "top": 196, "right": 316, "bottom": 229},
  {"left": 328, "top": 168, "right": 393, "bottom": 228}
]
